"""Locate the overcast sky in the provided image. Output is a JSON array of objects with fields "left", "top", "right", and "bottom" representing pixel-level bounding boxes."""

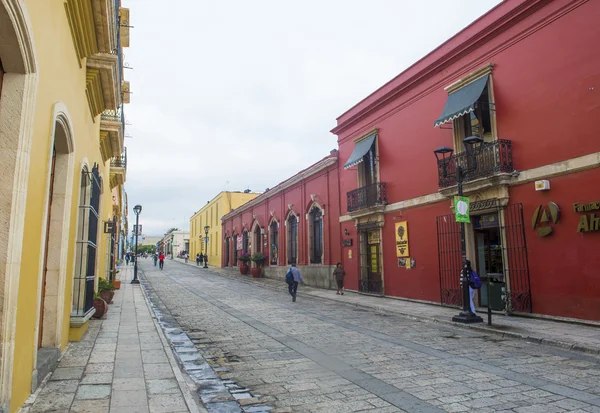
[{"left": 123, "top": 0, "right": 502, "bottom": 237}]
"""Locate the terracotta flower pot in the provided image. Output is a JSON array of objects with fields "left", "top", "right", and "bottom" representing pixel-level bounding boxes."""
[
  {"left": 112, "top": 280, "right": 121, "bottom": 290},
  {"left": 239, "top": 264, "right": 249, "bottom": 275},
  {"left": 92, "top": 298, "right": 108, "bottom": 319},
  {"left": 99, "top": 290, "right": 115, "bottom": 304},
  {"left": 251, "top": 267, "right": 262, "bottom": 278}
]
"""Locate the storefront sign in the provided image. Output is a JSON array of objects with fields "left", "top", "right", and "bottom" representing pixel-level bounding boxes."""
[
  {"left": 473, "top": 213, "right": 499, "bottom": 229},
  {"left": 454, "top": 196, "right": 470, "bottom": 223},
  {"left": 370, "top": 245, "right": 378, "bottom": 273},
  {"left": 574, "top": 201, "right": 600, "bottom": 233},
  {"left": 342, "top": 239, "right": 353, "bottom": 247},
  {"left": 395, "top": 221, "right": 409, "bottom": 257},
  {"left": 532, "top": 202, "right": 560, "bottom": 237},
  {"left": 368, "top": 231, "right": 380, "bottom": 244},
  {"left": 103, "top": 221, "right": 114, "bottom": 233},
  {"left": 236, "top": 236, "right": 243, "bottom": 250}
]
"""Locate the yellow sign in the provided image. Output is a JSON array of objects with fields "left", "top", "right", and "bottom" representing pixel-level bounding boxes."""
[
  {"left": 370, "top": 245, "right": 378, "bottom": 273},
  {"left": 368, "top": 231, "right": 380, "bottom": 244},
  {"left": 395, "top": 221, "right": 409, "bottom": 257}
]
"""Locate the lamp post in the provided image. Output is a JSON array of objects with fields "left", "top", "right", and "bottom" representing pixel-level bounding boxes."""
[
  {"left": 203, "top": 225, "right": 210, "bottom": 268},
  {"left": 132, "top": 204, "right": 142, "bottom": 284},
  {"left": 434, "top": 136, "right": 483, "bottom": 324}
]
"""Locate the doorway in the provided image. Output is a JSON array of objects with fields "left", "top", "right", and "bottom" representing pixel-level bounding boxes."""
[
  {"left": 358, "top": 230, "right": 383, "bottom": 294},
  {"left": 473, "top": 218, "right": 504, "bottom": 308}
]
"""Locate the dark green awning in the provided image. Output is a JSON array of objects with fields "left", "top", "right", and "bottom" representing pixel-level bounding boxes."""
[
  {"left": 434, "top": 74, "right": 489, "bottom": 127},
  {"left": 343, "top": 133, "right": 376, "bottom": 169}
]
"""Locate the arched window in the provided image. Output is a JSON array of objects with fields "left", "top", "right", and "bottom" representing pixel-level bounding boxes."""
[
  {"left": 270, "top": 221, "right": 278, "bottom": 265},
  {"left": 308, "top": 206, "right": 323, "bottom": 264},
  {"left": 287, "top": 214, "right": 298, "bottom": 265},
  {"left": 242, "top": 230, "right": 249, "bottom": 254}
]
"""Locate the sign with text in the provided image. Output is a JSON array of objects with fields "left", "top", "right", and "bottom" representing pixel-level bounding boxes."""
[
  {"left": 395, "top": 221, "right": 409, "bottom": 257},
  {"left": 103, "top": 221, "right": 114, "bottom": 234}
]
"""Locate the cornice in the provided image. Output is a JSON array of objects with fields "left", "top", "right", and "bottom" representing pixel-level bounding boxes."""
[
  {"left": 331, "top": 0, "right": 583, "bottom": 137},
  {"left": 65, "top": 0, "right": 99, "bottom": 60},
  {"left": 222, "top": 157, "right": 338, "bottom": 221}
]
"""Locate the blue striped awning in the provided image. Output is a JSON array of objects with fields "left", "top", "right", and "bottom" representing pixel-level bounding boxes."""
[
  {"left": 434, "top": 74, "right": 489, "bottom": 127},
  {"left": 343, "top": 133, "right": 376, "bottom": 169}
]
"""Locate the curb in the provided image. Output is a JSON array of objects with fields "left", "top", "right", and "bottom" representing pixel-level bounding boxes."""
[
  {"left": 171, "top": 260, "right": 600, "bottom": 357},
  {"left": 137, "top": 268, "right": 208, "bottom": 413}
]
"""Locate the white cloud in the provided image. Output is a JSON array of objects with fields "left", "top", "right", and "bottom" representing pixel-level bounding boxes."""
[{"left": 122, "top": 0, "right": 502, "bottom": 235}]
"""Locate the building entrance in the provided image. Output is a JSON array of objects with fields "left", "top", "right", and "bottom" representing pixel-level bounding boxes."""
[
  {"left": 358, "top": 229, "right": 383, "bottom": 295},
  {"left": 473, "top": 213, "right": 504, "bottom": 308}
]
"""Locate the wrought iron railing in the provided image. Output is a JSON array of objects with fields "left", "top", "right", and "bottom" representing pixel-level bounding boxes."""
[
  {"left": 437, "top": 139, "right": 514, "bottom": 188},
  {"left": 347, "top": 182, "right": 387, "bottom": 212},
  {"left": 110, "top": 151, "right": 127, "bottom": 168},
  {"left": 101, "top": 106, "right": 123, "bottom": 123}
]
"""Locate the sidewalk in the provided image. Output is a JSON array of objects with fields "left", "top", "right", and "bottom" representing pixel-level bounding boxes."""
[
  {"left": 174, "top": 258, "right": 600, "bottom": 356},
  {"left": 21, "top": 264, "right": 205, "bottom": 413}
]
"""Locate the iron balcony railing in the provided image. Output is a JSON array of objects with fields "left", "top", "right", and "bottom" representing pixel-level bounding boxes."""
[
  {"left": 437, "top": 139, "right": 514, "bottom": 188},
  {"left": 347, "top": 182, "right": 387, "bottom": 213},
  {"left": 110, "top": 152, "right": 127, "bottom": 168}
]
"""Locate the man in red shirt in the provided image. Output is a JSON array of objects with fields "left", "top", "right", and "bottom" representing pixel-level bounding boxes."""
[{"left": 159, "top": 252, "right": 165, "bottom": 270}]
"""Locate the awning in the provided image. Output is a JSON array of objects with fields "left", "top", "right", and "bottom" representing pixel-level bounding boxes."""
[
  {"left": 343, "top": 133, "right": 376, "bottom": 169},
  {"left": 434, "top": 74, "right": 489, "bottom": 127}
]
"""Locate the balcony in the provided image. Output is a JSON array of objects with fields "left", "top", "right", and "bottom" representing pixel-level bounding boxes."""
[
  {"left": 437, "top": 139, "right": 514, "bottom": 189},
  {"left": 109, "top": 150, "right": 127, "bottom": 188},
  {"left": 100, "top": 107, "right": 124, "bottom": 163},
  {"left": 347, "top": 182, "right": 387, "bottom": 213}
]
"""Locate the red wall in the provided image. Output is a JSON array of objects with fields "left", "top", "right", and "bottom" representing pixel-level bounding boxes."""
[
  {"left": 222, "top": 156, "right": 342, "bottom": 268},
  {"left": 510, "top": 168, "right": 600, "bottom": 321},
  {"left": 336, "top": 0, "right": 600, "bottom": 214}
]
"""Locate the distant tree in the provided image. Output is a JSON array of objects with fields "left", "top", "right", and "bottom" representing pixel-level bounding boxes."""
[
  {"left": 165, "top": 227, "right": 179, "bottom": 235},
  {"left": 137, "top": 245, "right": 156, "bottom": 254}
]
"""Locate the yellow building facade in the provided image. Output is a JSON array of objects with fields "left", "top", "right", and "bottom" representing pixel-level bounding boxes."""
[
  {"left": 190, "top": 192, "right": 259, "bottom": 267},
  {"left": 0, "top": 1, "right": 131, "bottom": 411}
]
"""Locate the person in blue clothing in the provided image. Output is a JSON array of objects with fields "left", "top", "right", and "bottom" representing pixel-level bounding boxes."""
[
  {"left": 464, "top": 260, "right": 482, "bottom": 313},
  {"left": 287, "top": 263, "right": 304, "bottom": 302}
]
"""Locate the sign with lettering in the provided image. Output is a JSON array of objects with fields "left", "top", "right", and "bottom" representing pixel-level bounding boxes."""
[
  {"left": 395, "top": 221, "right": 409, "bottom": 257},
  {"left": 473, "top": 213, "right": 499, "bottom": 229},
  {"left": 236, "top": 235, "right": 243, "bottom": 250},
  {"left": 368, "top": 231, "right": 380, "bottom": 245},
  {"left": 574, "top": 202, "right": 600, "bottom": 233},
  {"left": 342, "top": 239, "right": 353, "bottom": 247},
  {"left": 103, "top": 221, "right": 114, "bottom": 234}
]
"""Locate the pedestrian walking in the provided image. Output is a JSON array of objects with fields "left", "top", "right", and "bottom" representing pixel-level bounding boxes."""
[
  {"left": 199, "top": 254, "right": 204, "bottom": 265},
  {"left": 332, "top": 262, "right": 345, "bottom": 295},
  {"left": 463, "top": 260, "right": 482, "bottom": 313},
  {"left": 153, "top": 253, "right": 158, "bottom": 267},
  {"left": 125, "top": 254, "right": 130, "bottom": 266},
  {"left": 184, "top": 252, "right": 189, "bottom": 264},
  {"left": 159, "top": 251, "right": 165, "bottom": 270},
  {"left": 286, "top": 263, "right": 304, "bottom": 302}
]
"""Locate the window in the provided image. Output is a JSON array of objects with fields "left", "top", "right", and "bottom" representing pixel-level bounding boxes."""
[
  {"left": 215, "top": 204, "right": 219, "bottom": 226},
  {"left": 270, "top": 221, "right": 278, "bottom": 265},
  {"left": 242, "top": 230, "right": 249, "bottom": 254},
  {"left": 72, "top": 164, "right": 101, "bottom": 316},
  {"left": 454, "top": 81, "right": 495, "bottom": 147},
  {"left": 233, "top": 234, "right": 238, "bottom": 264},
  {"left": 357, "top": 140, "right": 377, "bottom": 187},
  {"left": 308, "top": 206, "right": 323, "bottom": 264},
  {"left": 287, "top": 214, "right": 298, "bottom": 265}
]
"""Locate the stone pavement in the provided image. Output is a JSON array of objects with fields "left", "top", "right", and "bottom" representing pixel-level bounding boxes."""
[
  {"left": 21, "top": 264, "right": 206, "bottom": 413},
  {"left": 140, "top": 260, "right": 600, "bottom": 413},
  {"left": 173, "top": 258, "right": 600, "bottom": 356}
]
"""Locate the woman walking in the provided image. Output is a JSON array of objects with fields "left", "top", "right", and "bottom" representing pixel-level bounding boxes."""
[{"left": 332, "top": 262, "right": 345, "bottom": 295}]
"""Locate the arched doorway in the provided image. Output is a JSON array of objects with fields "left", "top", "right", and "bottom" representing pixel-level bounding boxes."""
[
  {"left": 269, "top": 220, "right": 279, "bottom": 265},
  {"left": 233, "top": 234, "right": 239, "bottom": 265},
  {"left": 224, "top": 237, "right": 230, "bottom": 267},
  {"left": 38, "top": 111, "right": 75, "bottom": 352},
  {"left": 0, "top": 0, "right": 38, "bottom": 407}
]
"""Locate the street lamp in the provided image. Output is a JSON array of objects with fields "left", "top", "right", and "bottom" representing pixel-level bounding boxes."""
[
  {"left": 434, "top": 136, "right": 483, "bottom": 324},
  {"left": 203, "top": 225, "right": 210, "bottom": 268},
  {"left": 132, "top": 204, "right": 142, "bottom": 284}
]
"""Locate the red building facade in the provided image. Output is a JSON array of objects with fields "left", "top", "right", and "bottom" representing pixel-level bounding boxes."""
[
  {"left": 221, "top": 152, "right": 342, "bottom": 287},
  {"left": 332, "top": 0, "right": 600, "bottom": 321}
]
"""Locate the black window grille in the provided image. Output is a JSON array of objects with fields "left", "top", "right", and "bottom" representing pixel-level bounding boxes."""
[
  {"left": 242, "top": 231, "right": 249, "bottom": 254},
  {"left": 287, "top": 215, "right": 297, "bottom": 265},
  {"left": 309, "top": 207, "right": 323, "bottom": 264},
  {"left": 73, "top": 164, "right": 101, "bottom": 317},
  {"left": 270, "top": 222, "right": 278, "bottom": 265}
]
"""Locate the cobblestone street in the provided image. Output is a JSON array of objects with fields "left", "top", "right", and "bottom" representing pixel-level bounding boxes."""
[{"left": 140, "top": 260, "right": 600, "bottom": 413}]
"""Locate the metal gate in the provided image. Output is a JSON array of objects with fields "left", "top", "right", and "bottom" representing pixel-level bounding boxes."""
[
  {"left": 503, "top": 203, "right": 532, "bottom": 313},
  {"left": 436, "top": 214, "right": 462, "bottom": 307}
]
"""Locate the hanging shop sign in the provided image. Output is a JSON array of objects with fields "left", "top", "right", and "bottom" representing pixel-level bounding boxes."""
[
  {"left": 574, "top": 201, "right": 600, "bottom": 233},
  {"left": 454, "top": 196, "right": 470, "bottom": 223},
  {"left": 236, "top": 235, "right": 243, "bottom": 250},
  {"left": 395, "top": 221, "right": 409, "bottom": 257},
  {"left": 103, "top": 221, "right": 114, "bottom": 234}
]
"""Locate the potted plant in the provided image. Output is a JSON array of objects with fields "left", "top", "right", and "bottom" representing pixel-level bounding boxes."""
[
  {"left": 112, "top": 270, "right": 121, "bottom": 290},
  {"left": 92, "top": 293, "right": 108, "bottom": 319},
  {"left": 237, "top": 252, "right": 251, "bottom": 275},
  {"left": 250, "top": 252, "right": 266, "bottom": 278},
  {"left": 98, "top": 277, "right": 115, "bottom": 304}
]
